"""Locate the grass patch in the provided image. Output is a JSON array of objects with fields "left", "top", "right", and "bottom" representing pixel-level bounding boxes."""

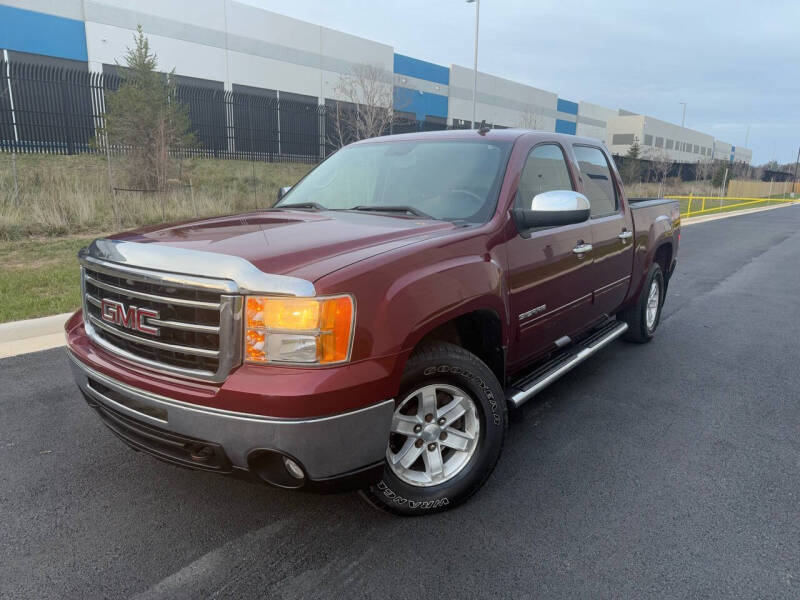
[
  {"left": 625, "top": 180, "right": 719, "bottom": 200},
  {"left": 0, "top": 235, "right": 97, "bottom": 323},
  {"left": 0, "top": 153, "right": 314, "bottom": 322},
  {"left": 0, "top": 153, "right": 312, "bottom": 239}
]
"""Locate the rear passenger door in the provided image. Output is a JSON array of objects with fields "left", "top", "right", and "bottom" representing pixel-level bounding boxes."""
[{"left": 571, "top": 145, "right": 634, "bottom": 319}]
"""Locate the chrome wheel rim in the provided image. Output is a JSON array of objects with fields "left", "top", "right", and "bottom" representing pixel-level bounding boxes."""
[
  {"left": 387, "top": 384, "right": 480, "bottom": 487},
  {"left": 645, "top": 280, "right": 660, "bottom": 330}
]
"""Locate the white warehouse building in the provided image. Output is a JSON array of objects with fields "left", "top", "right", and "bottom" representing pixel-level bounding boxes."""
[
  {"left": 447, "top": 65, "right": 558, "bottom": 131},
  {"left": 607, "top": 114, "right": 714, "bottom": 162},
  {"left": 0, "top": 0, "right": 752, "bottom": 164},
  {"left": 606, "top": 113, "right": 751, "bottom": 164}
]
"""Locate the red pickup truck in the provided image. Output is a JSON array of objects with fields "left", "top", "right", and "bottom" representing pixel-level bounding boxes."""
[{"left": 66, "top": 129, "right": 679, "bottom": 515}]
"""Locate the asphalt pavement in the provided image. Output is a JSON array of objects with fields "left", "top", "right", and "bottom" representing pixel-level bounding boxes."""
[{"left": 2, "top": 205, "right": 799, "bottom": 599}]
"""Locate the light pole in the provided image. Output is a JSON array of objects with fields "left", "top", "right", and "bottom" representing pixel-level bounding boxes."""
[
  {"left": 467, "top": 0, "right": 480, "bottom": 128},
  {"left": 679, "top": 102, "right": 686, "bottom": 127}
]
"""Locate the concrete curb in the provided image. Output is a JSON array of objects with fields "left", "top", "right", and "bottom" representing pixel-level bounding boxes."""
[
  {"left": 0, "top": 312, "right": 72, "bottom": 358},
  {"left": 682, "top": 201, "right": 797, "bottom": 226}
]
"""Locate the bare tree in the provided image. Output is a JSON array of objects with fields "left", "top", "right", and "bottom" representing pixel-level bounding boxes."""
[
  {"left": 518, "top": 106, "right": 541, "bottom": 130},
  {"left": 329, "top": 64, "right": 394, "bottom": 149},
  {"left": 729, "top": 160, "right": 751, "bottom": 180},
  {"left": 695, "top": 157, "right": 714, "bottom": 183},
  {"left": 645, "top": 148, "right": 675, "bottom": 196}
]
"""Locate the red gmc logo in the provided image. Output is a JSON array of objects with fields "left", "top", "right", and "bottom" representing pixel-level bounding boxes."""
[{"left": 101, "top": 299, "right": 160, "bottom": 336}]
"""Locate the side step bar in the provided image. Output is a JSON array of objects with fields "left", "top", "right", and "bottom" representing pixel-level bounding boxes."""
[{"left": 506, "top": 320, "right": 628, "bottom": 408}]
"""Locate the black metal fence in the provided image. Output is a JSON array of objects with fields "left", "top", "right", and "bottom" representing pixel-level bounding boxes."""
[
  {"left": 0, "top": 59, "right": 447, "bottom": 162},
  {"left": 0, "top": 60, "right": 102, "bottom": 155},
  {"left": 612, "top": 155, "right": 700, "bottom": 181}
]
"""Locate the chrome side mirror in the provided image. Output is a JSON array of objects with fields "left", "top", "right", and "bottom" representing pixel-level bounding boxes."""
[
  {"left": 513, "top": 190, "right": 591, "bottom": 229},
  {"left": 277, "top": 186, "right": 292, "bottom": 201}
]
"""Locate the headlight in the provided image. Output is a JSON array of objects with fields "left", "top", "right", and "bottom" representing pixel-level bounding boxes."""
[{"left": 244, "top": 295, "right": 354, "bottom": 365}]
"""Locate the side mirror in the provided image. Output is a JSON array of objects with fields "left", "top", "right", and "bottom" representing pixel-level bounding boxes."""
[
  {"left": 277, "top": 186, "right": 292, "bottom": 201},
  {"left": 512, "top": 190, "right": 590, "bottom": 230}
]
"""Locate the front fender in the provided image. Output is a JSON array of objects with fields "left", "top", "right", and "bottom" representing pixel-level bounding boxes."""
[{"left": 380, "top": 254, "right": 507, "bottom": 354}]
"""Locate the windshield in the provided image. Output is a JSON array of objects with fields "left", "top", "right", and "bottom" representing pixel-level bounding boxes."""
[{"left": 276, "top": 139, "right": 513, "bottom": 223}]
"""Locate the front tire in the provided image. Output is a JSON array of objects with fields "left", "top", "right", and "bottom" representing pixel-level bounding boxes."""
[
  {"left": 362, "top": 342, "right": 507, "bottom": 515},
  {"left": 621, "top": 263, "right": 664, "bottom": 343}
]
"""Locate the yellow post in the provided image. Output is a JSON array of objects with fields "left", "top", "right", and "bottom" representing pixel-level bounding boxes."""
[
  {"left": 687, "top": 194, "right": 693, "bottom": 217},
  {"left": 701, "top": 197, "right": 706, "bottom": 213}
]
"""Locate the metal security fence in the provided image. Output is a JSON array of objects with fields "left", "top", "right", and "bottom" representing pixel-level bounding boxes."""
[
  {"left": 0, "top": 59, "right": 448, "bottom": 163},
  {"left": 0, "top": 60, "right": 104, "bottom": 154}
]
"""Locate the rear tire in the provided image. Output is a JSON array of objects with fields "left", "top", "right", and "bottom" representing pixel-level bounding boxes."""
[
  {"left": 621, "top": 263, "right": 664, "bottom": 343},
  {"left": 361, "top": 342, "right": 507, "bottom": 516}
]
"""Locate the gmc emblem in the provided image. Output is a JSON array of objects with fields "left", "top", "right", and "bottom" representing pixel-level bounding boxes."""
[{"left": 101, "top": 299, "right": 160, "bottom": 336}]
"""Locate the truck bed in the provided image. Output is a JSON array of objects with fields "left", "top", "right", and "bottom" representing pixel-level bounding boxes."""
[{"left": 629, "top": 197, "right": 681, "bottom": 232}]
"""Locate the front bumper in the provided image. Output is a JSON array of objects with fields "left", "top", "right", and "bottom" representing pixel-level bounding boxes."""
[{"left": 68, "top": 351, "right": 394, "bottom": 488}]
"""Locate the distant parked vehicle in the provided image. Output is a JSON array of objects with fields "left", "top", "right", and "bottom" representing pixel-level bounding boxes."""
[{"left": 66, "top": 129, "right": 680, "bottom": 514}]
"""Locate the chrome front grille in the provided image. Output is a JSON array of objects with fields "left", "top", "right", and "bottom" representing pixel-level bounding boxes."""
[
  {"left": 77, "top": 238, "right": 318, "bottom": 382},
  {"left": 80, "top": 263, "right": 243, "bottom": 383}
]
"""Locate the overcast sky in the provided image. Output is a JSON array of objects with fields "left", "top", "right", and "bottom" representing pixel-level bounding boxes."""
[{"left": 245, "top": 0, "right": 798, "bottom": 165}]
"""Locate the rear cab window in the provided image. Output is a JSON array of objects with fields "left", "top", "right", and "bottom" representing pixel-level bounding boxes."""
[{"left": 571, "top": 145, "right": 618, "bottom": 217}]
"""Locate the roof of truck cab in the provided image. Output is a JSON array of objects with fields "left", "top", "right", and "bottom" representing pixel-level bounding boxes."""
[{"left": 353, "top": 128, "right": 605, "bottom": 147}]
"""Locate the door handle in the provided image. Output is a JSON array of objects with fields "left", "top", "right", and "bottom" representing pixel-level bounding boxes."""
[
  {"left": 572, "top": 243, "right": 593, "bottom": 255},
  {"left": 618, "top": 230, "right": 633, "bottom": 241}
]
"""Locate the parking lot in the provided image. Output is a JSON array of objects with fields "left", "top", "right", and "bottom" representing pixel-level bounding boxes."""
[{"left": 1, "top": 205, "right": 799, "bottom": 599}]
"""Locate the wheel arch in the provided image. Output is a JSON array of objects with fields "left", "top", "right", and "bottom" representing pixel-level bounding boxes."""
[
  {"left": 624, "top": 219, "right": 677, "bottom": 309},
  {"left": 401, "top": 303, "right": 507, "bottom": 386},
  {"left": 653, "top": 241, "right": 673, "bottom": 274}
]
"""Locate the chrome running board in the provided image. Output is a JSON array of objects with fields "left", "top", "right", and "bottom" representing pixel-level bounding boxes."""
[{"left": 507, "top": 320, "right": 628, "bottom": 408}]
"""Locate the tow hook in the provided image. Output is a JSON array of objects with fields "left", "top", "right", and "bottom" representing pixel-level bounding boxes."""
[{"left": 186, "top": 444, "right": 214, "bottom": 463}]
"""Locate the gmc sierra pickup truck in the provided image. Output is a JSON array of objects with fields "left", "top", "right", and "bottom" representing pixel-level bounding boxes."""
[{"left": 66, "top": 129, "right": 679, "bottom": 515}]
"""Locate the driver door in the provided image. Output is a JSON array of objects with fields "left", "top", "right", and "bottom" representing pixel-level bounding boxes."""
[{"left": 505, "top": 142, "right": 596, "bottom": 369}]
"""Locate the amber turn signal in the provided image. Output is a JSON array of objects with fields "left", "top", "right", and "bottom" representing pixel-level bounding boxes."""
[{"left": 244, "top": 295, "right": 354, "bottom": 364}]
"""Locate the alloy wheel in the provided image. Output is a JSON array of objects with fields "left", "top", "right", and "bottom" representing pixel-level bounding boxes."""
[
  {"left": 645, "top": 279, "right": 660, "bottom": 330},
  {"left": 386, "top": 384, "right": 480, "bottom": 487}
]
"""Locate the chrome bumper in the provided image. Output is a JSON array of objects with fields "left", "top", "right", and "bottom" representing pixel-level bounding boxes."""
[{"left": 68, "top": 352, "right": 394, "bottom": 480}]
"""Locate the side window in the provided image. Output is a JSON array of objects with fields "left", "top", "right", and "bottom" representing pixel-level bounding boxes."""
[
  {"left": 572, "top": 145, "right": 618, "bottom": 217},
  {"left": 515, "top": 144, "right": 573, "bottom": 209}
]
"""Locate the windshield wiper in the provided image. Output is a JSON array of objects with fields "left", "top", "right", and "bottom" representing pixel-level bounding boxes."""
[
  {"left": 276, "top": 202, "right": 327, "bottom": 210},
  {"left": 349, "top": 205, "right": 435, "bottom": 219}
]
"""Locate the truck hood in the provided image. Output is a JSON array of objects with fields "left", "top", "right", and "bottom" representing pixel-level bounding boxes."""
[{"left": 110, "top": 209, "right": 456, "bottom": 282}]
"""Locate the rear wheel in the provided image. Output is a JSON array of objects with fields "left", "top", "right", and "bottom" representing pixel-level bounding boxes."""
[
  {"left": 362, "top": 342, "right": 507, "bottom": 515},
  {"left": 621, "top": 263, "right": 664, "bottom": 343}
]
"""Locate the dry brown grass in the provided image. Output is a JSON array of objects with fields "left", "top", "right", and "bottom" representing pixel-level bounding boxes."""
[
  {"left": 625, "top": 179, "right": 720, "bottom": 199},
  {"left": 626, "top": 178, "right": 800, "bottom": 201},
  {"left": 0, "top": 153, "right": 312, "bottom": 239}
]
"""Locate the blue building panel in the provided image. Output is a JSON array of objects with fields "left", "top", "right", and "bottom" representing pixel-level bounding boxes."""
[
  {"left": 0, "top": 5, "right": 87, "bottom": 62},
  {"left": 393, "top": 53, "right": 449, "bottom": 85},
  {"left": 556, "top": 98, "right": 579, "bottom": 115},
  {"left": 394, "top": 87, "right": 448, "bottom": 121},
  {"left": 555, "top": 119, "right": 577, "bottom": 135}
]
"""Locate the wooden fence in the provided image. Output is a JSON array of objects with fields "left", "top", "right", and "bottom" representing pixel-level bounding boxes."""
[{"left": 726, "top": 179, "right": 799, "bottom": 198}]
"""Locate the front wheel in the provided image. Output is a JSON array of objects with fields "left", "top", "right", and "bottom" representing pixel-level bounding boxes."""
[{"left": 362, "top": 342, "right": 507, "bottom": 515}]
